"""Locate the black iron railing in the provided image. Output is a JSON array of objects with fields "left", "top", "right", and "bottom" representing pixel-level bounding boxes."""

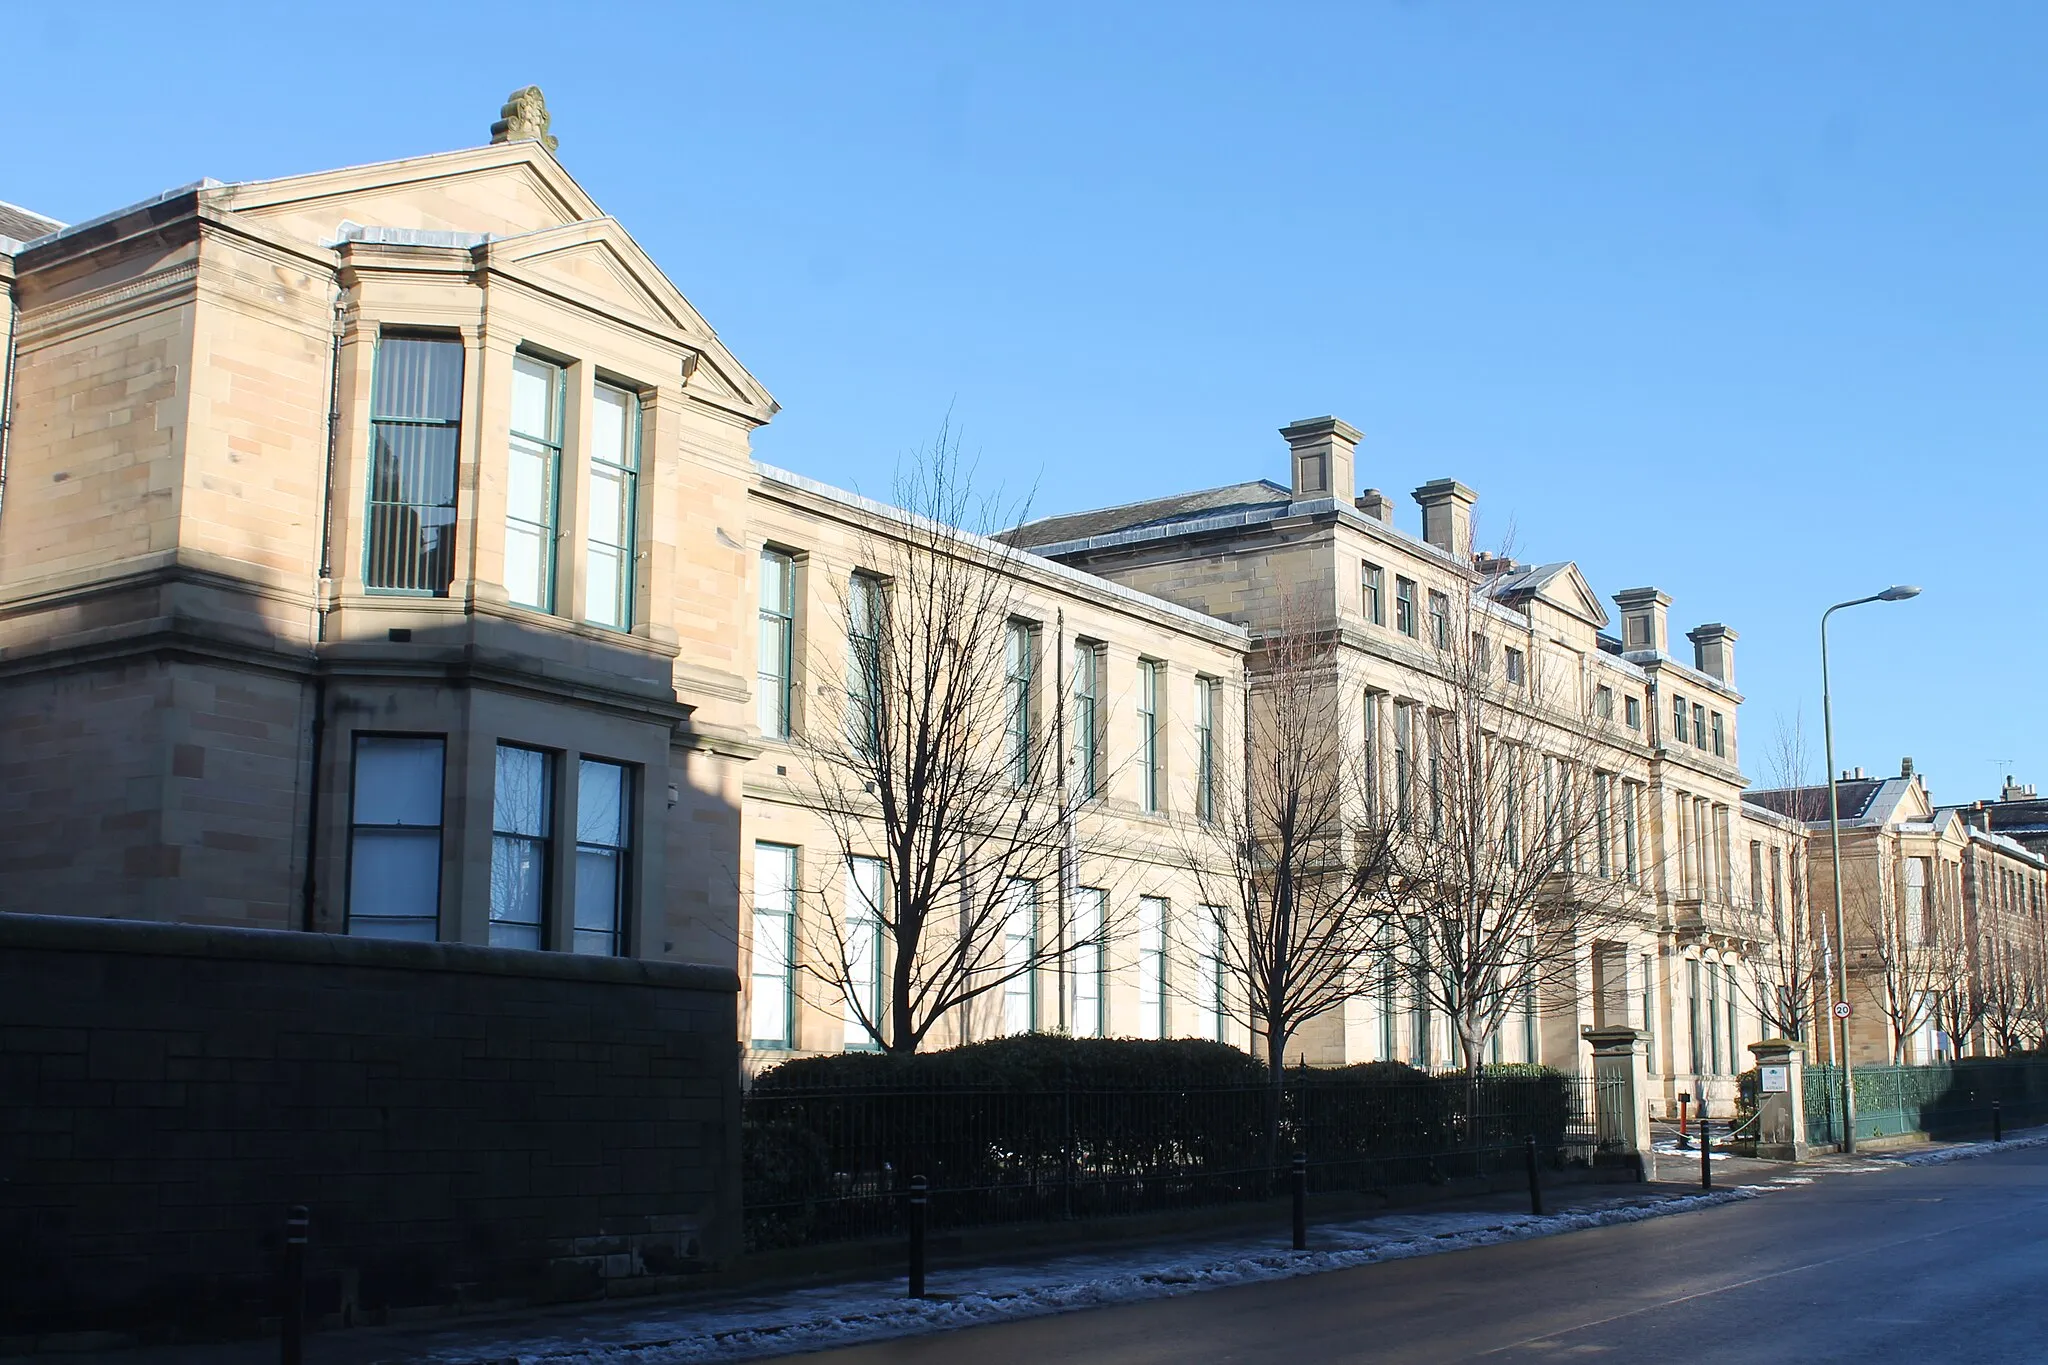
[{"left": 744, "top": 1069, "right": 1613, "bottom": 1251}]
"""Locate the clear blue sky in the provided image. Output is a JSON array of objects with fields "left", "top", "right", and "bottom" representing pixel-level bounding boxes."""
[{"left": 10, "top": 3, "right": 2042, "bottom": 802}]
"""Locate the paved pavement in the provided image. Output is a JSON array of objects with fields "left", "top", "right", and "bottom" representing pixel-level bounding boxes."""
[{"left": 798, "top": 1142, "right": 2048, "bottom": 1364}]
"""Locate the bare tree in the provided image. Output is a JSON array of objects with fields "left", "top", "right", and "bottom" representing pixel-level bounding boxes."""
[
  {"left": 785, "top": 423, "right": 1118, "bottom": 1053},
  {"left": 1981, "top": 929, "right": 2039, "bottom": 1055},
  {"left": 1190, "top": 588, "right": 1397, "bottom": 1090},
  {"left": 1863, "top": 855, "right": 1940, "bottom": 1064},
  {"left": 1745, "top": 714, "right": 1828, "bottom": 1042},
  {"left": 1925, "top": 908, "right": 1990, "bottom": 1064},
  {"left": 1370, "top": 565, "right": 1636, "bottom": 1077}
]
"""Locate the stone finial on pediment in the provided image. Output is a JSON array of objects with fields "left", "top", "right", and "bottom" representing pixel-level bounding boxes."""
[{"left": 490, "top": 86, "right": 559, "bottom": 153}]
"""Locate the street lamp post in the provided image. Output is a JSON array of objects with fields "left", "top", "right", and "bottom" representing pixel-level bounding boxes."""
[{"left": 1820, "top": 585, "right": 1920, "bottom": 1154}]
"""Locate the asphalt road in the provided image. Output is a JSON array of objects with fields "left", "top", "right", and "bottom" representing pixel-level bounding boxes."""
[{"left": 790, "top": 1146, "right": 2048, "bottom": 1364}]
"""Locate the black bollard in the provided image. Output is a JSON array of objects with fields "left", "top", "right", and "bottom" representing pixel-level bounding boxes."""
[
  {"left": 907, "top": 1175, "right": 928, "bottom": 1299},
  {"left": 1994, "top": 1099, "right": 2004, "bottom": 1143},
  {"left": 1525, "top": 1135, "right": 1543, "bottom": 1216},
  {"left": 1699, "top": 1112, "right": 1712, "bottom": 1191},
  {"left": 1291, "top": 1153, "right": 1307, "bottom": 1251},
  {"left": 281, "top": 1205, "right": 308, "bottom": 1365}
]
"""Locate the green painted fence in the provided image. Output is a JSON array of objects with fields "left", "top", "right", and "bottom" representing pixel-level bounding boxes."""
[{"left": 1803, "top": 1058, "right": 2048, "bottom": 1148}]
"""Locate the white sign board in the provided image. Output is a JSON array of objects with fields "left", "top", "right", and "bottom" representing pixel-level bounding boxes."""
[
  {"left": 1760, "top": 1064, "right": 1790, "bottom": 1094},
  {"left": 1833, "top": 1001, "right": 1853, "bottom": 1019}
]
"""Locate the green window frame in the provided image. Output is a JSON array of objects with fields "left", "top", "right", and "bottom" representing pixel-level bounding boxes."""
[
  {"left": 365, "top": 336, "right": 464, "bottom": 596},
  {"left": 751, "top": 842, "right": 798, "bottom": 1049},
  {"left": 1006, "top": 621, "right": 1035, "bottom": 787},
  {"left": 572, "top": 758, "right": 631, "bottom": 957},
  {"left": 506, "top": 353, "right": 564, "bottom": 611},
  {"left": 1138, "top": 660, "right": 1162, "bottom": 813},
  {"left": 1137, "top": 895, "right": 1168, "bottom": 1039},
  {"left": 1196, "top": 677, "right": 1216, "bottom": 822},
  {"left": 586, "top": 380, "right": 641, "bottom": 629},
  {"left": 758, "top": 550, "right": 795, "bottom": 738},
  {"left": 1362, "top": 563, "right": 1384, "bottom": 625},
  {"left": 1071, "top": 642, "right": 1100, "bottom": 800},
  {"left": 346, "top": 734, "right": 446, "bottom": 940},
  {"left": 1003, "top": 878, "right": 1038, "bottom": 1035},
  {"left": 1071, "top": 886, "right": 1107, "bottom": 1037},
  {"left": 1395, "top": 577, "right": 1417, "bottom": 637},
  {"left": 489, "top": 743, "right": 553, "bottom": 950},
  {"left": 1688, "top": 958, "right": 1704, "bottom": 1075},
  {"left": 844, "top": 857, "right": 885, "bottom": 1050},
  {"left": 847, "top": 574, "right": 884, "bottom": 758}
]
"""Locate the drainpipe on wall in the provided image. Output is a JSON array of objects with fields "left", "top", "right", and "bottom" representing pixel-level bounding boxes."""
[
  {"left": 1055, "top": 608, "right": 1070, "bottom": 1035},
  {"left": 300, "top": 294, "right": 347, "bottom": 932},
  {"left": 0, "top": 291, "right": 19, "bottom": 529}
]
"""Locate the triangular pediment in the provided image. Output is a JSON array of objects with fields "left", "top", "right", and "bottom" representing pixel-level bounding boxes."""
[
  {"left": 1545, "top": 564, "right": 1609, "bottom": 628},
  {"left": 1496, "top": 561, "right": 1608, "bottom": 629},
  {"left": 490, "top": 218, "right": 775, "bottom": 420},
  {"left": 506, "top": 228, "right": 675, "bottom": 329},
  {"left": 209, "top": 142, "right": 600, "bottom": 247},
  {"left": 1893, "top": 778, "right": 1933, "bottom": 823}
]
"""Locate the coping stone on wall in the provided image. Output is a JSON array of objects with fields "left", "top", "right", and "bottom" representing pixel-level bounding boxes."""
[{"left": 0, "top": 912, "right": 739, "bottom": 993}]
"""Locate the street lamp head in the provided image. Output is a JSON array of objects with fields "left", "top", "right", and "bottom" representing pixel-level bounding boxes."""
[{"left": 1877, "top": 585, "right": 1921, "bottom": 602}]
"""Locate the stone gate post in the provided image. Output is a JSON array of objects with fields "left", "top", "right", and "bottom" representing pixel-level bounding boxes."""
[
  {"left": 1747, "top": 1038, "right": 1809, "bottom": 1161},
  {"left": 1581, "top": 1026, "right": 1651, "bottom": 1179}
]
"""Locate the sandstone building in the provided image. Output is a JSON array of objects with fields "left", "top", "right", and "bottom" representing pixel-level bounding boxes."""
[
  {"left": 3, "top": 98, "right": 1826, "bottom": 1107},
  {"left": 1748, "top": 763, "right": 2048, "bottom": 1064}
]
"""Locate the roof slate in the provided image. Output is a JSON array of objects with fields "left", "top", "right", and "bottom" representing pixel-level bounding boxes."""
[
  {"left": 1005, "top": 480, "right": 1292, "bottom": 550},
  {"left": 0, "top": 199, "right": 64, "bottom": 246},
  {"left": 1744, "top": 781, "right": 1885, "bottom": 824}
]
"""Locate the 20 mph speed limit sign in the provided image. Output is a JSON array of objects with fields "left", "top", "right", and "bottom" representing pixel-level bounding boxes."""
[{"left": 1833, "top": 1001, "right": 1853, "bottom": 1019}]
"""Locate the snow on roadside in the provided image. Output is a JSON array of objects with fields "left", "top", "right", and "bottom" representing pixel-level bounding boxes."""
[
  {"left": 419, "top": 1192, "right": 1756, "bottom": 1365},
  {"left": 1882, "top": 1129, "right": 2048, "bottom": 1167},
  {"left": 415, "top": 1131, "right": 2048, "bottom": 1365}
]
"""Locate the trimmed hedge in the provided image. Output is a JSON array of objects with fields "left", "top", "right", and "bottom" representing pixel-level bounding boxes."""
[
  {"left": 752, "top": 1034, "right": 1267, "bottom": 1091},
  {"left": 743, "top": 1038, "right": 1581, "bottom": 1248}
]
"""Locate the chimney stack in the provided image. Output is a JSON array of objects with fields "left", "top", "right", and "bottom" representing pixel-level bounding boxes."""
[
  {"left": 1901, "top": 757, "right": 1915, "bottom": 778},
  {"left": 1354, "top": 488, "right": 1394, "bottom": 523},
  {"left": 1281, "top": 417, "right": 1361, "bottom": 501},
  {"left": 1412, "top": 479, "right": 1478, "bottom": 559},
  {"left": 1687, "top": 623, "right": 1737, "bottom": 686},
  {"left": 1613, "top": 588, "right": 1672, "bottom": 656}
]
